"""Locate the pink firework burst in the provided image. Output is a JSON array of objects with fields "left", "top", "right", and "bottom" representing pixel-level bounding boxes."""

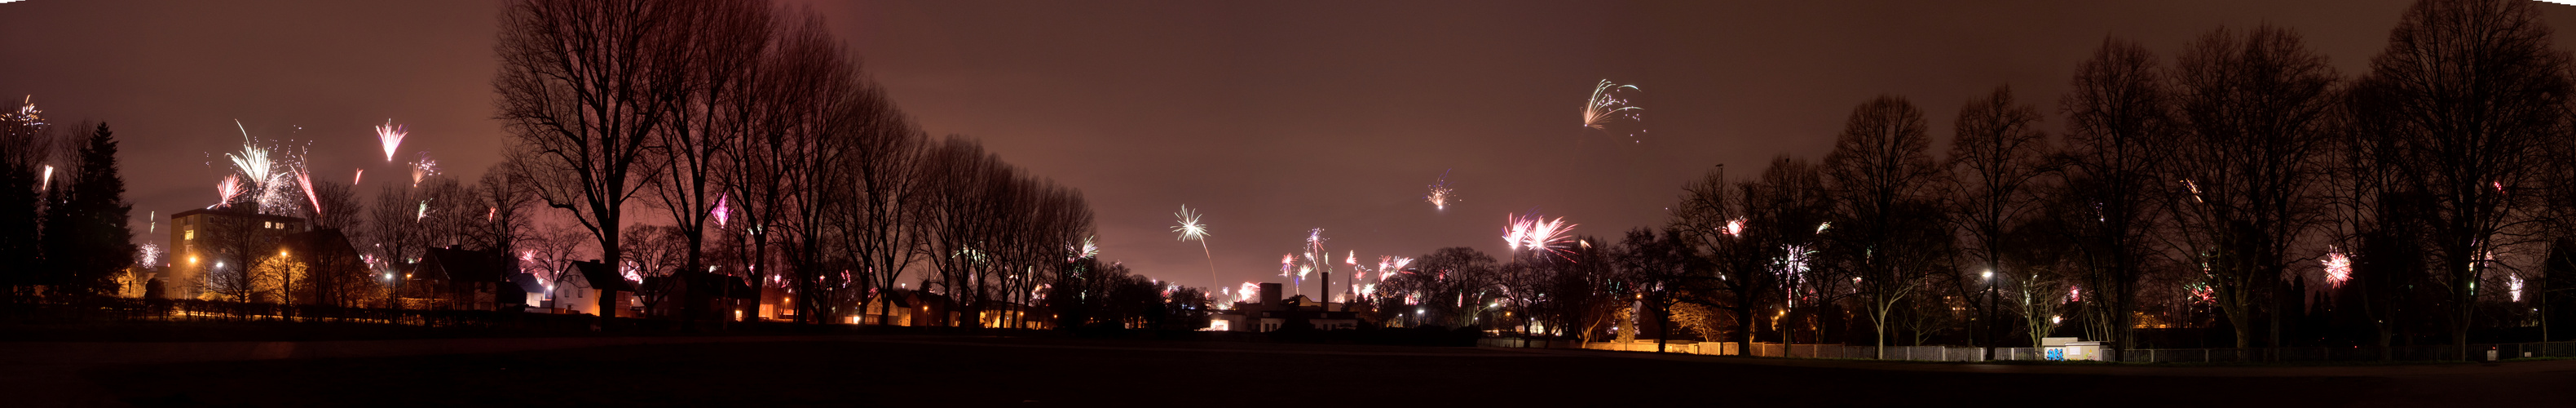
[
  {"left": 215, "top": 175, "right": 244, "bottom": 206},
  {"left": 2322, "top": 249, "right": 2353, "bottom": 288}
]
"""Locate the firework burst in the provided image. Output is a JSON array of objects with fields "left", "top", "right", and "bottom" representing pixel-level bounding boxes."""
[
  {"left": 1377, "top": 255, "right": 1413, "bottom": 282},
  {"left": 1172, "top": 205, "right": 1216, "bottom": 282},
  {"left": 410, "top": 152, "right": 439, "bottom": 188},
  {"left": 1426, "top": 170, "right": 1456, "bottom": 211},
  {"left": 215, "top": 175, "right": 244, "bottom": 206},
  {"left": 138, "top": 243, "right": 161, "bottom": 267},
  {"left": 2322, "top": 248, "right": 2353, "bottom": 288},
  {"left": 227, "top": 121, "right": 274, "bottom": 184},
  {"left": 1582, "top": 79, "right": 1644, "bottom": 140},
  {"left": 376, "top": 119, "right": 407, "bottom": 162},
  {"left": 1504, "top": 211, "right": 1578, "bottom": 261}
]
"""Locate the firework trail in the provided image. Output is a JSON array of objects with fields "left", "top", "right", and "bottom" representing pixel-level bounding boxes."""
[
  {"left": 376, "top": 119, "right": 407, "bottom": 162},
  {"left": 298, "top": 167, "right": 321, "bottom": 218},
  {"left": 353, "top": 169, "right": 364, "bottom": 186},
  {"left": 37, "top": 165, "right": 51, "bottom": 191},
  {"left": 1426, "top": 170, "right": 1455, "bottom": 211},
  {"left": 1279, "top": 254, "right": 1295, "bottom": 277},
  {"left": 2322, "top": 248, "right": 2353, "bottom": 288},
  {"left": 1504, "top": 211, "right": 1578, "bottom": 261},
  {"left": 1172, "top": 205, "right": 1215, "bottom": 283},
  {"left": 416, "top": 199, "right": 430, "bottom": 222},
  {"left": 1582, "top": 79, "right": 1644, "bottom": 140}
]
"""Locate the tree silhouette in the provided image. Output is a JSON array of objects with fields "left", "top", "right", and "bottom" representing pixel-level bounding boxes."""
[
  {"left": 2355, "top": 0, "right": 2572, "bottom": 360},
  {"left": 1823, "top": 95, "right": 1950, "bottom": 358}
]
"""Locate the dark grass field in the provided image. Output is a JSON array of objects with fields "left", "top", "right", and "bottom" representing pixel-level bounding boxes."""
[{"left": 68, "top": 335, "right": 2574, "bottom": 407}]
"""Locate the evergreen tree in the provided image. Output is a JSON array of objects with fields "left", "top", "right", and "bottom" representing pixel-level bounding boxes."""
[
  {"left": 40, "top": 123, "right": 133, "bottom": 297},
  {"left": 0, "top": 102, "right": 46, "bottom": 299}
]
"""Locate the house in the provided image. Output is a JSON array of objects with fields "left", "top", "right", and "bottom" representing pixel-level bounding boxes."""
[
  {"left": 506, "top": 272, "right": 549, "bottom": 310},
  {"left": 854, "top": 288, "right": 955, "bottom": 326},
  {"left": 405, "top": 246, "right": 513, "bottom": 310},
  {"left": 550, "top": 260, "right": 638, "bottom": 317},
  {"left": 1210, "top": 282, "right": 1361, "bottom": 332},
  {"left": 642, "top": 271, "right": 756, "bottom": 322}
]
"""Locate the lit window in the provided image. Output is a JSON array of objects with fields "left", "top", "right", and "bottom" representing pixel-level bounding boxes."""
[{"left": 184, "top": 230, "right": 194, "bottom": 240}]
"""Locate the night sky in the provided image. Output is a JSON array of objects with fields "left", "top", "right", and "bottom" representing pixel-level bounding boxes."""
[{"left": 2, "top": 0, "right": 2570, "bottom": 290}]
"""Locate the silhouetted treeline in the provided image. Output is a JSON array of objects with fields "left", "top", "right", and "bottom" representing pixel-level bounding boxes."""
[
  {"left": 1368, "top": 0, "right": 2576, "bottom": 361},
  {"left": 492, "top": 0, "right": 1161, "bottom": 328}
]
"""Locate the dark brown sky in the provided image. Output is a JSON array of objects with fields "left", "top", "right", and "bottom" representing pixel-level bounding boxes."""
[{"left": 4, "top": 0, "right": 2572, "bottom": 290}]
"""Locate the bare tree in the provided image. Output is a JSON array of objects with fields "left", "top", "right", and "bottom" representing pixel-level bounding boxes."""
[
  {"left": 1823, "top": 95, "right": 1949, "bottom": 359},
  {"left": 2165, "top": 24, "right": 2340, "bottom": 351},
  {"left": 2354, "top": 0, "right": 2572, "bottom": 359},
  {"left": 2059, "top": 37, "right": 2177, "bottom": 353},
  {"left": 1946, "top": 86, "right": 2053, "bottom": 350},
  {"left": 495, "top": 0, "right": 694, "bottom": 291}
]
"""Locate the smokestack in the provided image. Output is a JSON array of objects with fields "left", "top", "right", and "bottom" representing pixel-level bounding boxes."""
[{"left": 1259, "top": 282, "right": 1281, "bottom": 306}]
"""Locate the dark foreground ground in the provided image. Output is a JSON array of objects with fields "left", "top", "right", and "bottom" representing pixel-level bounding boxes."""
[{"left": 11, "top": 335, "right": 2573, "bottom": 407}]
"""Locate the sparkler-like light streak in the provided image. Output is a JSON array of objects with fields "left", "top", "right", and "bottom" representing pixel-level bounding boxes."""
[
  {"left": 293, "top": 165, "right": 322, "bottom": 217},
  {"left": 1425, "top": 170, "right": 1455, "bottom": 211},
  {"left": 2322, "top": 248, "right": 2353, "bottom": 288},
  {"left": 416, "top": 199, "right": 430, "bottom": 221},
  {"left": 376, "top": 119, "right": 407, "bottom": 162},
  {"left": 1172, "top": 205, "right": 1215, "bottom": 282},
  {"left": 2510, "top": 274, "right": 2525, "bottom": 302},
  {"left": 1778, "top": 244, "right": 1814, "bottom": 307},
  {"left": 712, "top": 194, "right": 731, "bottom": 227},
  {"left": 139, "top": 243, "right": 161, "bottom": 267},
  {"left": 1503, "top": 212, "right": 1578, "bottom": 261},
  {"left": 215, "top": 175, "right": 244, "bottom": 206},
  {"left": 1581, "top": 79, "right": 1644, "bottom": 140},
  {"left": 37, "top": 165, "right": 51, "bottom": 191}
]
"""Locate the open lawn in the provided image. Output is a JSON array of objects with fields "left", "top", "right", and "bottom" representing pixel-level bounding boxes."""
[{"left": 0, "top": 335, "right": 2557, "bottom": 407}]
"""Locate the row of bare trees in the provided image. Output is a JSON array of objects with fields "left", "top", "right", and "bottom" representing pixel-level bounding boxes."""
[{"left": 493, "top": 0, "right": 1101, "bottom": 327}]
